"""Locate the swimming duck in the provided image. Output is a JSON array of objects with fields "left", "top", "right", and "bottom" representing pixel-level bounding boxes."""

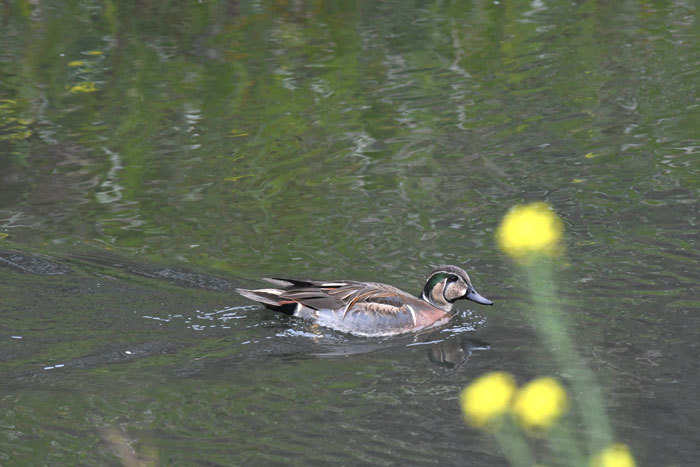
[{"left": 235, "top": 264, "right": 492, "bottom": 337}]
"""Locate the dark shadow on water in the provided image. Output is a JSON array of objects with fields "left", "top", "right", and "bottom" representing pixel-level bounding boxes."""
[
  {"left": 0, "top": 249, "right": 72, "bottom": 275},
  {"left": 65, "top": 250, "right": 244, "bottom": 291}
]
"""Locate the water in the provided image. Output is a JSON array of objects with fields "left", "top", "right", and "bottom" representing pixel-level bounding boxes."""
[{"left": 1, "top": 1, "right": 699, "bottom": 464}]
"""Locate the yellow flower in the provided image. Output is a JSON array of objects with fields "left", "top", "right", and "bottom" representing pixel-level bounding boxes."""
[
  {"left": 496, "top": 202, "right": 563, "bottom": 258},
  {"left": 68, "top": 60, "right": 85, "bottom": 67},
  {"left": 512, "top": 377, "right": 568, "bottom": 432},
  {"left": 460, "top": 372, "right": 516, "bottom": 429},
  {"left": 590, "top": 444, "right": 636, "bottom": 467}
]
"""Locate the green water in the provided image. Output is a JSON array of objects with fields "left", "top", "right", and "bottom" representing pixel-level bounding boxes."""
[{"left": 1, "top": 0, "right": 698, "bottom": 465}]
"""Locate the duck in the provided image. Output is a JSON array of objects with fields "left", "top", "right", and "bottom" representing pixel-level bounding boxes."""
[{"left": 235, "top": 264, "right": 492, "bottom": 337}]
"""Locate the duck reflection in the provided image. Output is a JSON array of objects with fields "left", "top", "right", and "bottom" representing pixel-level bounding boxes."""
[
  {"left": 425, "top": 334, "right": 490, "bottom": 369},
  {"left": 308, "top": 325, "right": 489, "bottom": 369}
]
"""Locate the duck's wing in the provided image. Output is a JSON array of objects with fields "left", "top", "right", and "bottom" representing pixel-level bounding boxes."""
[
  {"left": 321, "top": 283, "right": 431, "bottom": 333},
  {"left": 238, "top": 278, "right": 414, "bottom": 317},
  {"left": 326, "top": 284, "right": 411, "bottom": 317}
]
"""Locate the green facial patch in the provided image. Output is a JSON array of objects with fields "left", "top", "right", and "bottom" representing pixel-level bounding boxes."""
[{"left": 423, "top": 272, "right": 451, "bottom": 296}]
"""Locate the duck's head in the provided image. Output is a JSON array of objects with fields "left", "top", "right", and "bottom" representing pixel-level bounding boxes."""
[{"left": 421, "top": 264, "right": 493, "bottom": 312}]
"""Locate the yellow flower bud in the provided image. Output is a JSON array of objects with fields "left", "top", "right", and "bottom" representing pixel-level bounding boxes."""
[
  {"left": 512, "top": 377, "right": 568, "bottom": 432},
  {"left": 460, "top": 372, "right": 516, "bottom": 429},
  {"left": 590, "top": 444, "right": 636, "bottom": 467},
  {"left": 496, "top": 202, "right": 563, "bottom": 259}
]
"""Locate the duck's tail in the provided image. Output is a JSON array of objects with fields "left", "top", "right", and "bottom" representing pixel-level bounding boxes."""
[{"left": 235, "top": 288, "right": 297, "bottom": 315}]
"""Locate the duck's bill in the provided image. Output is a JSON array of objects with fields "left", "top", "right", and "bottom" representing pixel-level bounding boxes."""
[{"left": 465, "top": 288, "right": 493, "bottom": 305}]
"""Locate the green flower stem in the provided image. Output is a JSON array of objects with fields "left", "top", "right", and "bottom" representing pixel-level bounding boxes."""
[
  {"left": 493, "top": 419, "right": 535, "bottom": 467},
  {"left": 526, "top": 256, "right": 612, "bottom": 454},
  {"left": 547, "top": 419, "right": 587, "bottom": 467}
]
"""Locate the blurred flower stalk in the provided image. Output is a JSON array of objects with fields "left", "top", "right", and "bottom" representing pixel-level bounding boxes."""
[{"left": 458, "top": 203, "right": 635, "bottom": 466}]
